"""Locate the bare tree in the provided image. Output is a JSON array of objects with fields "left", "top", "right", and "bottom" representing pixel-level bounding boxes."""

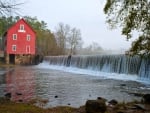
[
  {"left": 90, "top": 42, "right": 103, "bottom": 52},
  {"left": 54, "top": 23, "right": 70, "bottom": 55},
  {"left": 67, "top": 28, "right": 82, "bottom": 55},
  {"left": 54, "top": 23, "right": 83, "bottom": 55},
  {"left": 0, "top": 0, "right": 24, "bottom": 16}
]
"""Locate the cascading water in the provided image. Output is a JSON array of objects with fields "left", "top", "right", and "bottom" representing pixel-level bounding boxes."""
[{"left": 44, "top": 55, "right": 150, "bottom": 79}]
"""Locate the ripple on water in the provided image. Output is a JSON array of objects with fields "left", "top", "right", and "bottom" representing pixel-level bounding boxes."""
[{"left": 0, "top": 66, "right": 150, "bottom": 107}]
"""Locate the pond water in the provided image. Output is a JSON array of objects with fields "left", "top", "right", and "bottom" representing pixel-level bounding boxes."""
[{"left": 0, "top": 63, "right": 150, "bottom": 108}]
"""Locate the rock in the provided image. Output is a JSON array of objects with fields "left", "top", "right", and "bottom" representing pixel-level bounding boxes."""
[
  {"left": 117, "top": 111, "right": 124, "bottom": 113},
  {"left": 33, "top": 54, "right": 43, "bottom": 65},
  {"left": 120, "top": 84, "right": 126, "bottom": 87},
  {"left": 85, "top": 99, "right": 107, "bottom": 113},
  {"left": 97, "top": 97, "right": 107, "bottom": 102},
  {"left": 132, "top": 104, "right": 146, "bottom": 110},
  {"left": 143, "top": 94, "right": 150, "bottom": 104},
  {"left": 16, "top": 92, "right": 22, "bottom": 95},
  {"left": 55, "top": 95, "right": 58, "bottom": 98},
  {"left": 18, "top": 100, "right": 23, "bottom": 102},
  {"left": 4, "top": 93, "right": 11, "bottom": 99},
  {"left": 108, "top": 99, "right": 118, "bottom": 106},
  {"left": 128, "top": 92, "right": 143, "bottom": 97}
]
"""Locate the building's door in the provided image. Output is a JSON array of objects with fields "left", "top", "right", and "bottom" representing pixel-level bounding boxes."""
[
  {"left": 26, "top": 46, "right": 30, "bottom": 53},
  {"left": 9, "top": 54, "right": 15, "bottom": 64}
]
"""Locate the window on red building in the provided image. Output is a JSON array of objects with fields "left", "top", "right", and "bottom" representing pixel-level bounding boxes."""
[
  {"left": 26, "top": 46, "right": 30, "bottom": 53},
  {"left": 12, "top": 45, "right": 17, "bottom": 51},
  {"left": 20, "top": 24, "right": 24, "bottom": 30},
  {"left": 13, "top": 34, "right": 17, "bottom": 40},
  {"left": 18, "top": 24, "right": 25, "bottom": 32},
  {"left": 27, "top": 35, "right": 30, "bottom": 41}
]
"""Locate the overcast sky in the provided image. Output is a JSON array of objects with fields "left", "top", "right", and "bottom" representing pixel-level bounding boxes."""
[{"left": 21, "top": 0, "right": 133, "bottom": 50}]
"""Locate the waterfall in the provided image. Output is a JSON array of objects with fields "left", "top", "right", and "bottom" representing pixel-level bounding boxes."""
[{"left": 44, "top": 55, "right": 150, "bottom": 79}]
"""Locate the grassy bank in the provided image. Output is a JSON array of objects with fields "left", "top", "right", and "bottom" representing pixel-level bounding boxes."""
[
  {"left": 0, "top": 60, "right": 15, "bottom": 68},
  {"left": 0, "top": 99, "right": 44, "bottom": 113},
  {"left": 0, "top": 63, "right": 15, "bottom": 68},
  {"left": 0, "top": 98, "right": 78, "bottom": 113}
]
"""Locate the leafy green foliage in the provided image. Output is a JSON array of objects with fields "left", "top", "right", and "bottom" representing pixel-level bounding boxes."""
[
  {"left": 104, "top": 0, "right": 150, "bottom": 56},
  {"left": 0, "top": 16, "right": 16, "bottom": 35}
]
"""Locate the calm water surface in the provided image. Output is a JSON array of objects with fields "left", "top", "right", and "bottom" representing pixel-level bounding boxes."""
[{"left": 0, "top": 65, "right": 150, "bottom": 107}]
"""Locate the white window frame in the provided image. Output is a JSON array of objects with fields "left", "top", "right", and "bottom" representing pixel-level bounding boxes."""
[
  {"left": 18, "top": 24, "right": 25, "bottom": 32},
  {"left": 26, "top": 45, "right": 30, "bottom": 53},
  {"left": 13, "top": 34, "right": 17, "bottom": 40},
  {"left": 12, "top": 45, "right": 17, "bottom": 51},
  {"left": 27, "top": 35, "right": 31, "bottom": 41},
  {"left": 20, "top": 24, "right": 24, "bottom": 30}
]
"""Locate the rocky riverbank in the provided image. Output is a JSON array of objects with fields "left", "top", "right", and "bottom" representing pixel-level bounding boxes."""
[{"left": 0, "top": 94, "right": 150, "bottom": 113}]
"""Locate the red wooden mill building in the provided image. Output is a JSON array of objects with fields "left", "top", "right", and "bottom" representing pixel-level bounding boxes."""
[{"left": 2, "top": 18, "right": 36, "bottom": 64}]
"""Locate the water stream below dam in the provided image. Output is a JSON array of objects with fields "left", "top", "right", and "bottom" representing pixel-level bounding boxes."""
[{"left": 0, "top": 55, "right": 150, "bottom": 107}]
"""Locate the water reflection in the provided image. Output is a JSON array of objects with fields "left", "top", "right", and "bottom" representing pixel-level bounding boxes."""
[
  {"left": 5, "top": 67, "right": 36, "bottom": 102},
  {"left": 0, "top": 66, "right": 150, "bottom": 107},
  {"left": 0, "top": 72, "right": 5, "bottom": 97}
]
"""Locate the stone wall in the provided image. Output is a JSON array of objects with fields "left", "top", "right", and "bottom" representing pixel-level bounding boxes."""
[
  {"left": 5, "top": 54, "right": 43, "bottom": 65},
  {"left": 15, "top": 54, "right": 33, "bottom": 65}
]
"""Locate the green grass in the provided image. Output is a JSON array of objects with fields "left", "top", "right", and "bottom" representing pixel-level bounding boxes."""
[
  {"left": 0, "top": 98, "right": 78, "bottom": 113},
  {"left": 0, "top": 98, "right": 45, "bottom": 113}
]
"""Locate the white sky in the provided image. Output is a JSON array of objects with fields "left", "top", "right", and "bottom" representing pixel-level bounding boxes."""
[{"left": 21, "top": 0, "right": 133, "bottom": 50}]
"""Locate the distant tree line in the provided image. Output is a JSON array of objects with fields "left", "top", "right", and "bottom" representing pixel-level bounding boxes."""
[
  {"left": 0, "top": 16, "right": 83, "bottom": 56},
  {"left": 78, "top": 42, "right": 104, "bottom": 55}
]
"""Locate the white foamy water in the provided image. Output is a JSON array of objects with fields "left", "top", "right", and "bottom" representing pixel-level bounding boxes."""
[{"left": 36, "top": 61, "right": 150, "bottom": 85}]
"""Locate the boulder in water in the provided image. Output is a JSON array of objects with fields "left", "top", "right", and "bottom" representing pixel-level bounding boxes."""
[
  {"left": 108, "top": 99, "right": 118, "bottom": 106},
  {"left": 97, "top": 97, "right": 107, "bottom": 102},
  {"left": 55, "top": 95, "right": 58, "bottom": 98}
]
